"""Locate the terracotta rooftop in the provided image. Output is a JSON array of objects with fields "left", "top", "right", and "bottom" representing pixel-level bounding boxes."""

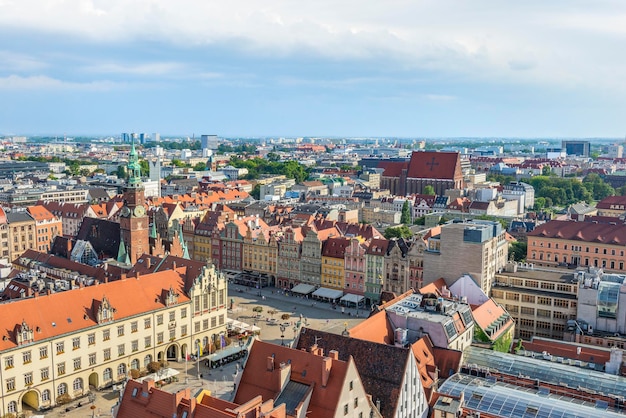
[
  {"left": 528, "top": 219, "right": 626, "bottom": 244},
  {"left": 406, "top": 151, "right": 462, "bottom": 180},
  {"left": 296, "top": 328, "right": 410, "bottom": 418},
  {"left": 0, "top": 268, "right": 189, "bottom": 351},
  {"left": 234, "top": 340, "right": 349, "bottom": 418}
]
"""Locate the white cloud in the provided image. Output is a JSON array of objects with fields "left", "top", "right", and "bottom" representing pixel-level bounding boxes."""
[
  {"left": 0, "top": 75, "right": 121, "bottom": 91},
  {"left": 1, "top": 1, "right": 625, "bottom": 91}
]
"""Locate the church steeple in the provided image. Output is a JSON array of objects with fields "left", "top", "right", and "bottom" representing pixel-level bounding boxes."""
[{"left": 126, "top": 136, "right": 143, "bottom": 188}]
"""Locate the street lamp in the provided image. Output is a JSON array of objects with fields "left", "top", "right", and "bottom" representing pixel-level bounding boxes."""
[
  {"left": 88, "top": 392, "right": 96, "bottom": 418},
  {"left": 280, "top": 324, "right": 286, "bottom": 346}
]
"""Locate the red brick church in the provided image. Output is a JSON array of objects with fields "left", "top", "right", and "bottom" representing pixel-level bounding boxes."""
[{"left": 379, "top": 151, "right": 464, "bottom": 196}]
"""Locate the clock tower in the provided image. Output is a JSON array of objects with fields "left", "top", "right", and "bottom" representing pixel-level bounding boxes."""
[{"left": 118, "top": 138, "right": 149, "bottom": 265}]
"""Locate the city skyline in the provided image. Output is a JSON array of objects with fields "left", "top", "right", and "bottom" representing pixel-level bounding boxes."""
[{"left": 1, "top": 1, "right": 625, "bottom": 138}]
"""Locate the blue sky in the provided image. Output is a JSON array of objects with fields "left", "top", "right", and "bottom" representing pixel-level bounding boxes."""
[{"left": 1, "top": 1, "right": 625, "bottom": 138}]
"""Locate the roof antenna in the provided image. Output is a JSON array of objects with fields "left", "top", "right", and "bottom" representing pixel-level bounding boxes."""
[{"left": 314, "top": 336, "right": 322, "bottom": 345}]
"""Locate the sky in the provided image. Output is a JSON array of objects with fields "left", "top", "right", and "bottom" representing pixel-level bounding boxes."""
[{"left": 1, "top": 1, "right": 625, "bottom": 138}]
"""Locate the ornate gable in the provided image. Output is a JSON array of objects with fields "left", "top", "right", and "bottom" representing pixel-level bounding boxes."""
[
  {"left": 15, "top": 319, "right": 34, "bottom": 345},
  {"left": 94, "top": 296, "right": 116, "bottom": 324}
]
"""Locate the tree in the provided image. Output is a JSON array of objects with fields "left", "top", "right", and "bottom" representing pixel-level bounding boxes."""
[
  {"left": 281, "top": 313, "right": 291, "bottom": 321},
  {"left": 400, "top": 200, "right": 411, "bottom": 224},
  {"left": 115, "top": 165, "right": 126, "bottom": 179},
  {"left": 56, "top": 393, "right": 71, "bottom": 405},
  {"left": 413, "top": 216, "right": 426, "bottom": 225},
  {"left": 267, "top": 309, "right": 277, "bottom": 318},
  {"left": 509, "top": 241, "right": 527, "bottom": 262},
  {"left": 252, "top": 306, "right": 263, "bottom": 313},
  {"left": 193, "top": 162, "right": 207, "bottom": 171},
  {"left": 423, "top": 185, "right": 435, "bottom": 195},
  {"left": 251, "top": 184, "right": 261, "bottom": 200},
  {"left": 384, "top": 225, "right": 413, "bottom": 239},
  {"left": 140, "top": 159, "right": 150, "bottom": 176},
  {"left": 147, "top": 361, "right": 162, "bottom": 374},
  {"left": 266, "top": 152, "right": 281, "bottom": 162}
]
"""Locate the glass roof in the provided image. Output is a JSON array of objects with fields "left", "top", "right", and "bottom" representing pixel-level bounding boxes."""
[
  {"left": 464, "top": 346, "right": 626, "bottom": 397},
  {"left": 439, "top": 373, "right": 625, "bottom": 418}
]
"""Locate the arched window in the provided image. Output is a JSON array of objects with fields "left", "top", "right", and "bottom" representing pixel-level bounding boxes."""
[
  {"left": 103, "top": 368, "right": 112, "bottom": 381},
  {"left": 42, "top": 389, "right": 51, "bottom": 402},
  {"left": 7, "top": 401, "right": 17, "bottom": 413},
  {"left": 57, "top": 383, "right": 68, "bottom": 396},
  {"left": 73, "top": 378, "right": 83, "bottom": 391},
  {"left": 144, "top": 355, "right": 152, "bottom": 367},
  {"left": 131, "top": 359, "right": 140, "bottom": 370},
  {"left": 117, "top": 363, "right": 126, "bottom": 376}
]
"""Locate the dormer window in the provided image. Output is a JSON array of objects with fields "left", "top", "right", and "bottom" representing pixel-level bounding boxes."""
[
  {"left": 16, "top": 320, "right": 34, "bottom": 345},
  {"left": 96, "top": 296, "right": 116, "bottom": 324},
  {"left": 166, "top": 286, "right": 179, "bottom": 307}
]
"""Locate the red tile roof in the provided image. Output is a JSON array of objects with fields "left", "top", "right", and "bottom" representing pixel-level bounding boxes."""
[
  {"left": 528, "top": 219, "right": 626, "bottom": 244},
  {"left": 321, "top": 237, "right": 351, "bottom": 258},
  {"left": 406, "top": 151, "right": 462, "bottom": 180},
  {"left": 0, "top": 269, "right": 189, "bottom": 351},
  {"left": 234, "top": 340, "right": 349, "bottom": 418},
  {"left": 378, "top": 161, "right": 409, "bottom": 178},
  {"left": 26, "top": 205, "right": 57, "bottom": 222}
]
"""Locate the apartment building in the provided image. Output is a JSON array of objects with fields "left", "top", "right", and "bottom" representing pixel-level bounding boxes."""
[
  {"left": 242, "top": 220, "right": 278, "bottom": 281},
  {"left": 364, "top": 238, "right": 388, "bottom": 305},
  {"left": 27, "top": 205, "right": 62, "bottom": 253},
  {"left": 7, "top": 211, "right": 36, "bottom": 261},
  {"left": 423, "top": 220, "right": 508, "bottom": 294},
  {"left": 384, "top": 238, "right": 411, "bottom": 294},
  {"left": 0, "top": 206, "right": 9, "bottom": 259},
  {"left": 321, "top": 237, "right": 351, "bottom": 290},
  {"left": 527, "top": 219, "right": 626, "bottom": 271},
  {"left": 276, "top": 227, "right": 303, "bottom": 289},
  {"left": 491, "top": 264, "right": 578, "bottom": 340},
  {"left": 0, "top": 263, "right": 228, "bottom": 416},
  {"left": 344, "top": 237, "right": 367, "bottom": 296}
]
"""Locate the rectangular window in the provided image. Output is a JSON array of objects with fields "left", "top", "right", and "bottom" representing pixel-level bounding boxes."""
[
  {"left": 538, "top": 297, "right": 551, "bottom": 306},
  {"left": 39, "top": 346, "right": 48, "bottom": 359},
  {"left": 73, "top": 357, "right": 81, "bottom": 370},
  {"left": 89, "top": 353, "right": 96, "bottom": 366},
  {"left": 181, "top": 308, "right": 187, "bottom": 318},
  {"left": 56, "top": 342, "right": 65, "bottom": 354},
  {"left": 103, "top": 329, "right": 110, "bottom": 341},
  {"left": 354, "top": 398, "right": 358, "bottom": 408},
  {"left": 144, "top": 318, "right": 151, "bottom": 329},
  {"left": 4, "top": 356, "right": 13, "bottom": 369},
  {"left": 41, "top": 368, "right": 49, "bottom": 381},
  {"left": 219, "top": 314, "right": 225, "bottom": 325},
  {"left": 157, "top": 314, "right": 164, "bottom": 325},
  {"left": 194, "top": 322, "right": 201, "bottom": 333},
  {"left": 118, "top": 344, "right": 125, "bottom": 356},
  {"left": 6, "top": 377, "right": 15, "bottom": 391},
  {"left": 103, "top": 349, "right": 111, "bottom": 361},
  {"left": 23, "top": 351, "right": 32, "bottom": 364},
  {"left": 522, "top": 294, "right": 535, "bottom": 303},
  {"left": 169, "top": 329, "right": 176, "bottom": 340},
  {"left": 117, "top": 325, "right": 125, "bottom": 337},
  {"left": 72, "top": 337, "right": 80, "bottom": 350},
  {"left": 57, "top": 362, "right": 66, "bottom": 375},
  {"left": 521, "top": 306, "right": 534, "bottom": 315},
  {"left": 181, "top": 325, "right": 188, "bottom": 336},
  {"left": 131, "top": 321, "right": 138, "bottom": 333},
  {"left": 344, "top": 404, "right": 349, "bottom": 415},
  {"left": 145, "top": 336, "right": 151, "bottom": 348},
  {"left": 88, "top": 333, "right": 96, "bottom": 345},
  {"left": 157, "top": 332, "right": 164, "bottom": 344},
  {"left": 203, "top": 319, "right": 209, "bottom": 330},
  {"left": 132, "top": 340, "right": 138, "bottom": 352},
  {"left": 169, "top": 311, "right": 176, "bottom": 322}
]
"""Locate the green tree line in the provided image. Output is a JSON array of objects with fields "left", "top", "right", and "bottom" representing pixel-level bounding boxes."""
[{"left": 229, "top": 156, "right": 310, "bottom": 183}]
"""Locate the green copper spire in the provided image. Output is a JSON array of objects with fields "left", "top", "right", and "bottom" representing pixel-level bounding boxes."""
[
  {"left": 149, "top": 221, "right": 157, "bottom": 239},
  {"left": 117, "top": 240, "right": 129, "bottom": 264},
  {"left": 127, "top": 136, "right": 142, "bottom": 186}
]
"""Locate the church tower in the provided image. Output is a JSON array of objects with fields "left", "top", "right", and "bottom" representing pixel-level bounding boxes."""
[{"left": 118, "top": 138, "right": 149, "bottom": 265}]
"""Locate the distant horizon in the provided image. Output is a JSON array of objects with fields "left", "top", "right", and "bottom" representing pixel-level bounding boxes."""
[{"left": 4, "top": 134, "right": 625, "bottom": 143}]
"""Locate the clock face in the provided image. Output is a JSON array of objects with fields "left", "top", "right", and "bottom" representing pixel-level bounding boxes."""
[
  {"left": 120, "top": 207, "right": 131, "bottom": 217},
  {"left": 134, "top": 206, "right": 146, "bottom": 217}
]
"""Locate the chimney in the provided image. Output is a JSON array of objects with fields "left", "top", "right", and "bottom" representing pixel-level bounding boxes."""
[
  {"left": 146, "top": 258, "right": 151, "bottom": 269},
  {"left": 328, "top": 350, "right": 339, "bottom": 360},
  {"left": 136, "top": 272, "right": 140, "bottom": 280},
  {"left": 172, "top": 261, "right": 177, "bottom": 270},
  {"left": 267, "top": 356, "right": 275, "bottom": 371},
  {"left": 279, "top": 362, "right": 291, "bottom": 391},
  {"left": 321, "top": 356, "right": 332, "bottom": 387}
]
